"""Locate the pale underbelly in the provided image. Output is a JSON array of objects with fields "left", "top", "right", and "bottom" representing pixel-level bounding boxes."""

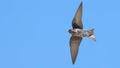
[
  {"left": 72, "top": 31, "right": 89, "bottom": 37},
  {"left": 72, "top": 33, "right": 84, "bottom": 37}
]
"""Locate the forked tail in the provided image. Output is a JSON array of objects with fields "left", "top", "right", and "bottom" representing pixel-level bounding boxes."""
[{"left": 88, "top": 29, "right": 96, "bottom": 41}]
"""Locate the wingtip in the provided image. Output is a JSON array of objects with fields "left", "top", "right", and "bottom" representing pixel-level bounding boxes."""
[
  {"left": 72, "top": 62, "right": 75, "bottom": 64},
  {"left": 80, "top": 1, "right": 83, "bottom": 6},
  {"left": 72, "top": 60, "right": 75, "bottom": 64},
  {"left": 71, "top": 56, "right": 77, "bottom": 64}
]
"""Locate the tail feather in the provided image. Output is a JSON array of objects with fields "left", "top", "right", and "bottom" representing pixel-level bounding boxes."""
[
  {"left": 89, "top": 29, "right": 94, "bottom": 35},
  {"left": 88, "top": 29, "right": 96, "bottom": 41},
  {"left": 89, "top": 35, "right": 96, "bottom": 41}
]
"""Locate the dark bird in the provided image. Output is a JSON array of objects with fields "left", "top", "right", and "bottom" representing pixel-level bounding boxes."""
[{"left": 68, "top": 2, "right": 96, "bottom": 64}]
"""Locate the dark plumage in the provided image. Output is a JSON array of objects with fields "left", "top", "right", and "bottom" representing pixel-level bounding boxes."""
[
  {"left": 70, "top": 2, "right": 83, "bottom": 64},
  {"left": 68, "top": 2, "right": 96, "bottom": 64}
]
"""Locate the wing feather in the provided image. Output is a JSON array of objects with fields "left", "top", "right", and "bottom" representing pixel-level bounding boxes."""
[
  {"left": 70, "top": 36, "right": 82, "bottom": 64},
  {"left": 72, "top": 2, "right": 83, "bottom": 29}
]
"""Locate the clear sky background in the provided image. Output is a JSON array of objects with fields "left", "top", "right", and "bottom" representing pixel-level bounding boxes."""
[{"left": 0, "top": 0, "right": 120, "bottom": 68}]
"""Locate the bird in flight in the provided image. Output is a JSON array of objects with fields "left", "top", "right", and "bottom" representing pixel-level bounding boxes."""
[{"left": 68, "top": 2, "right": 96, "bottom": 64}]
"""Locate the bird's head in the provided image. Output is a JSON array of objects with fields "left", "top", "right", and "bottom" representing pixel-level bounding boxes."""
[{"left": 68, "top": 29, "right": 76, "bottom": 34}]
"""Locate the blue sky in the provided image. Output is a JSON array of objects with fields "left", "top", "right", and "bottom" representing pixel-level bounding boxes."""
[{"left": 0, "top": 0, "right": 120, "bottom": 68}]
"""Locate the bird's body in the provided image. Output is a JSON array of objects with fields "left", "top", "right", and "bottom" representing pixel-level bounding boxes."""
[
  {"left": 69, "top": 29, "right": 90, "bottom": 37},
  {"left": 68, "top": 2, "right": 96, "bottom": 64},
  {"left": 69, "top": 29, "right": 96, "bottom": 41}
]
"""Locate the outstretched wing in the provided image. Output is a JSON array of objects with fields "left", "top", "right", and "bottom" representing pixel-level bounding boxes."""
[
  {"left": 72, "top": 2, "right": 83, "bottom": 29},
  {"left": 70, "top": 36, "right": 82, "bottom": 64}
]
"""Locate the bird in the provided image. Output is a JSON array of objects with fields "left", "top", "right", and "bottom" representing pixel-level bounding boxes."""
[{"left": 68, "top": 2, "right": 96, "bottom": 64}]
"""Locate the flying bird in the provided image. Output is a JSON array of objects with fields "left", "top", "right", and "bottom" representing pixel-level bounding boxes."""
[{"left": 68, "top": 2, "right": 96, "bottom": 64}]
